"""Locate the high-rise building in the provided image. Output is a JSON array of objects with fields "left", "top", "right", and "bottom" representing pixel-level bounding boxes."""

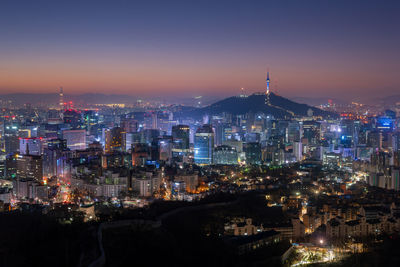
[
  {"left": 16, "top": 154, "right": 43, "bottom": 182},
  {"left": 43, "top": 139, "right": 71, "bottom": 179},
  {"left": 213, "top": 145, "right": 238, "bottom": 165},
  {"left": 63, "top": 109, "right": 82, "bottom": 128},
  {"left": 4, "top": 135, "right": 19, "bottom": 155},
  {"left": 63, "top": 129, "right": 86, "bottom": 150},
  {"left": 125, "top": 132, "right": 141, "bottom": 151},
  {"left": 158, "top": 136, "right": 173, "bottom": 163},
  {"left": 104, "top": 127, "right": 124, "bottom": 153},
  {"left": 120, "top": 118, "right": 138, "bottom": 133},
  {"left": 83, "top": 110, "right": 99, "bottom": 132},
  {"left": 302, "top": 121, "right": 321, "bottom": 146},
  {"left": 194, "top": 124, "right": 214, "bottom": 165},
  {"left": 244, "top": 142, "right": 262, "bottom": 165},
  {"left": 132, "top": 144, "right": 149, "bottom": 166},
  {"left": 172, "top": 125, "right": 190, "bottom": 152},
  {"left": 19, "top": 138, "right": 43, "bottom": 156}
]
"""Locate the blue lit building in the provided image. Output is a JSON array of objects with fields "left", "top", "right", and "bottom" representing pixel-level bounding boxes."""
[{"left": 194, "top": 124, "right": 214, "bottom": 165}]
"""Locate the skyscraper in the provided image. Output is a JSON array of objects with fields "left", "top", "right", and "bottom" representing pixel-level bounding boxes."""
[
  {"left": 19, "top": 137, "right": 43, "bottom": 156},
  {"left": 194, "top": 124, "right": 214, "bottom": 165},
  {"left": 172, "top": 125, "right": 190, "bottom": 151},
  {"left": 213, "top": 145, "right": 238, "bottom": 165},
  {"left": 62, "top": 129, "right": 86, "bottom": 150},
  {"left": 244, "top": 142, "right": 262, "bottom": 165},
  {"left": 104, "top": 127, "right": 124, "bottom": 153}
]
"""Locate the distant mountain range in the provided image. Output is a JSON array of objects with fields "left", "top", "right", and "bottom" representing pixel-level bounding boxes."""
[
  {"left": 0, "top": 93, "right": 221, "bottom": 106},
  {"left": 0, "top": 93, "right": 137, "bottom": 106},
  {"left": 0, "top": 92, "right": 336, "bottom": 118},
  {"left": 176, "top": 92, "right": 337, "bottom": 119}
]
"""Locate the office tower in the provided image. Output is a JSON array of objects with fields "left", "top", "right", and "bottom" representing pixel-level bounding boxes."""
[
  {"left": 104, "top": 127, "right": 124, "bottom": 153},
  {"left": 140, "top": 129, "right": 160, "bottom": 145},
  {"left": 19, "top": 137, "right": 43, "bottom": 156},
  {"left": 194, "top": 124, "right": 214, "bottom": 165},
  {"left": 158, "top": 136, "right": 173, "bottom": 163},
  {"left": 376, "top": 116, "right": 394, "bottom": 132},
  {"left": 302, "top": 121, "right": 321, "bottom": 146},
  {"left": 144, "top": 112, "right": 158, "bottom": 129},
  {"left": 213, "top": 145, "right": 238, "bottom": 165},
  {"left": 132, "top": 144, "right": 150, "bottom": 166},
  {"left": 172, "top": 125, "right": 190, "bottom": 151},
  {"left": 16, "top": 154, "right": 43, "bottom": 182},
  {"left": 63, "top": 129, "right": 86, "bottom": 150},
  {"left": 120, "top": 118, "right": 138, "bottom": 133},
  {"left": 5, "top": 154, "right": 18, "bottom": 179},
  {"left": 125, "top": 132, "right": 141, "bottom": 151},
  {"left": 43, "top": 139, "right": 71, "bottom": 179},
  {"left": 367, "top": 130, "right": 382, "bottom": 150},
  {"left": 63, "top": 109, "right": 82, "bottom": 128},
  {"left": 243, "top": 142, "right": 262, "bottom": 165},
  {"left": 288, "top": 121, "right": 301, "bottom": 143},
  {"left": 5, "top": 135, "right": 19, "bottom": 155},
  {"left": 293, "top": 141, "right": 303, "bottom": 161},
  {"left": 83, "top": 110, "right": 99, "bottom": 131}
]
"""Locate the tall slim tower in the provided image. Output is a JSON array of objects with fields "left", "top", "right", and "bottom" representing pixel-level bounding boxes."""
[
  {"left": 59, "top": 87, "right": 64, "bottom": 110},
  {"left": 265, "top": 72, "right": 271, "bottom": 105}
]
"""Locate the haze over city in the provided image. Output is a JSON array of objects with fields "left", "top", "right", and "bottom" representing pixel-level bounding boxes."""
[{"left": 1, "top": 0, "right": 399, "bottom": 100}]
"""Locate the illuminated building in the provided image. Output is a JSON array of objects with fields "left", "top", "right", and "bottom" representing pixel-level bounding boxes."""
[
  {"left": 293, "top": 141, "right": 303, "bottom": 161},
  {"left": 301, "top": 121, "right": 321, "bottom": 146},
  {"left": 143, "top": 112, "right": 158, "bottom": 129},
  {"left": 140, "top": 129, "right": 160, "bottom": 145},
  {"left": 104, "top": 127, "right": 124, "bottom": 153},
  {"left": 19, "top": 137, "right": 43, "bottom": 156},
  {"left": 158, "top": 136, "right": 173, "bottom": 163},
  {"left": 63, "top": 129, "right": 87, "bottom": 150},
  {"left": 376, "top": 116, "right": 393, "bottom": 131},
  {"left": 101, "top": 152, "right": 132, "bottom": 168},
  {"left": 194, "top": 124, "right": 214, "bottom": 165},
  {"left": 42, "top": 139, "right": 71, "bottom": 179},
  {"left": 125, "top": 132, "right": 141, "bottom": 151},
  {"left": 132, "top": 174, "right": 161, "bottom": 197},
  {"left": 243, "top": 142, "right": 262, "bottom": 165},
  {"left": 16, "top": 154, "right": 43, "bottom": 182},
  {"left": 120, "top": 117, "right": 138, "bottom": 133},
  {"left": 5, "top": 154, "right": 18, "bottom": 179},
  {"left": 172, "top": 125, "right": 190, "bottom": 159},
  {"left": 132, "top": 144, "right": 149, "bottom": 166},
  {"left": 213, "top": 145, "right": 238, "bottom": 165},
  {"left": 63, "top": 109, "right": 82, "bottom": 128},
  {"left": 83, "top": 110, "right": 99, "bottom": 131},
  {"left": 4, "top": 135, "right": 19, "bottom": 155}
]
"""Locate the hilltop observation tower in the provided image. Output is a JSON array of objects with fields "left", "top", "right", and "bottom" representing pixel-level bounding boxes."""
[{"left": 265, "top": 72, "right": 271, "bottom": 105}]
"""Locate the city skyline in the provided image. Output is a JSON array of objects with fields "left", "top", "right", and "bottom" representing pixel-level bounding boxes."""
[{"left": 1, "top": 0, "right": 399, "bottom": 100}]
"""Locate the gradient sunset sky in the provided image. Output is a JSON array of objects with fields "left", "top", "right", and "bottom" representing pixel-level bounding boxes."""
[{"left": 0, "top": 0, "right": 399, "bottom": 99}]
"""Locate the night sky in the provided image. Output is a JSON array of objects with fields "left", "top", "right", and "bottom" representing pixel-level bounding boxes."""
[{"left": 0, "top": 0, "right": 399, "bottom": 99}]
